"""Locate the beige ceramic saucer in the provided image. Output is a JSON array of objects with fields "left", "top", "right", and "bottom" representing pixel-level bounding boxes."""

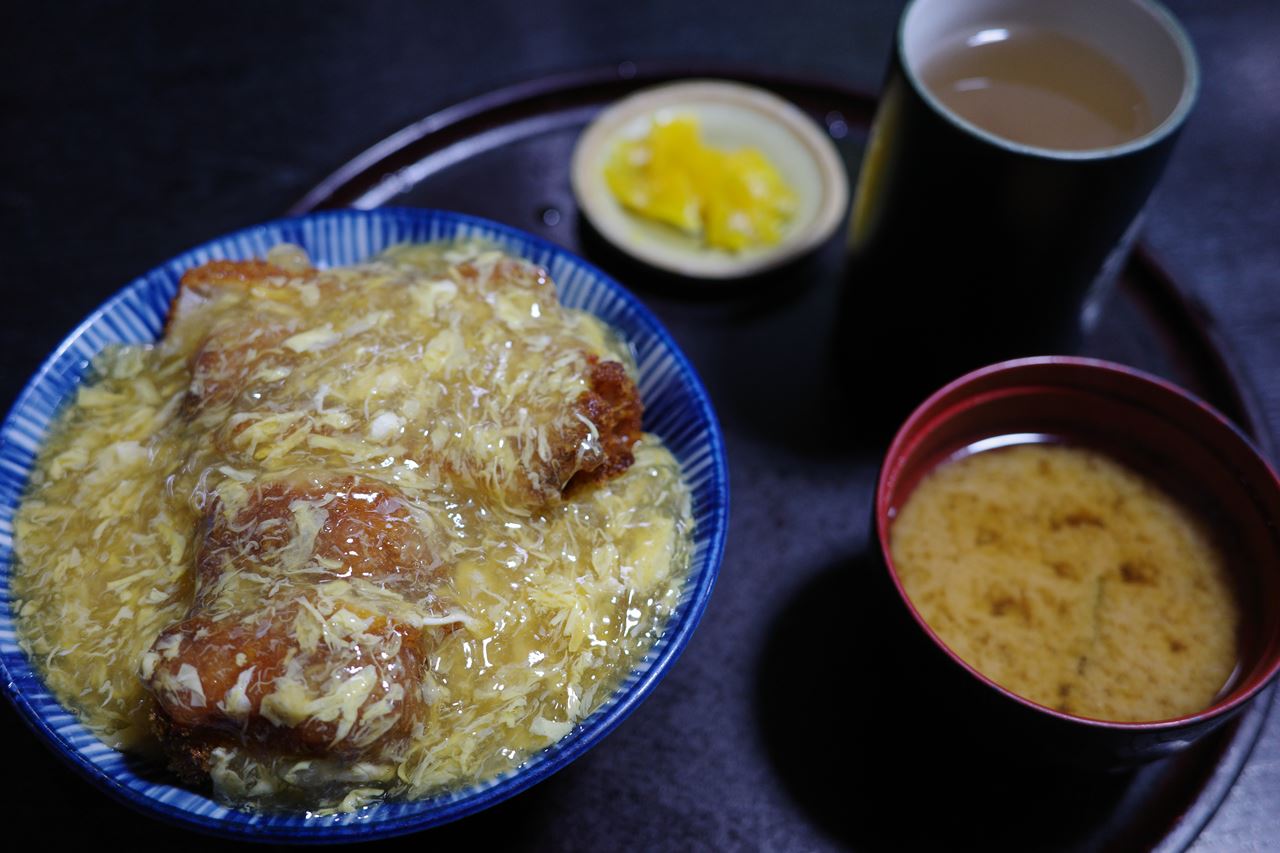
[{"left": 571, "top": 80, "right": 849, "bottom": 280}]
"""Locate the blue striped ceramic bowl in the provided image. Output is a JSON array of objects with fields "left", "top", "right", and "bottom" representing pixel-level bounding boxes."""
[{"left": 0, "top": 208, "right": 728, "bottom": 841}]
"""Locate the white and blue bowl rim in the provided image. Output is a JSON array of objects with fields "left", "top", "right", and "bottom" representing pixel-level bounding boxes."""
[{"left": 0, "top": 207, "right": 729, "bottom": 842}]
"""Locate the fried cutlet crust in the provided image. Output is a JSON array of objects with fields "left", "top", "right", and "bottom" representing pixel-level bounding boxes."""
[
  {"left": 170, "top": 258, "right": 644, "bottom": 501},
  {"left": 145, "top": 477, "right": 434, "bottom": 778},
  {"left": 147, "top": 603, "right": 424, "bottom": 766},
  {"left": 567, "top": 357, "right": 644, "bottom": 493}
]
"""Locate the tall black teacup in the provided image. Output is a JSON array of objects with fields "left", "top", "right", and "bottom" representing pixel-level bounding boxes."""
[{"left": 844, "top": 0, "right": 1198, "bottom": 414}]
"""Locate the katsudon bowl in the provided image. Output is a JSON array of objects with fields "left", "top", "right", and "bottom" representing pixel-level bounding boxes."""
[{"left": 0, "top": 207, "right": 729, "bottom": 841}]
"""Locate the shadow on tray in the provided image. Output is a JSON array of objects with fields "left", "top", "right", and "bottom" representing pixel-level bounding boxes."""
[
  {"left": 753, "top": 547, "right": 1203, "bottom": 852},
  {"left": 577, "top": 215, "right": 927, "bottom": 461}
]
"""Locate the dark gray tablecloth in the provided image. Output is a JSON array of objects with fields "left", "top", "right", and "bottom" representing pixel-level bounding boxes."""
[{"left": 2, "top": 2, "right": 1277, "bottom": 849}]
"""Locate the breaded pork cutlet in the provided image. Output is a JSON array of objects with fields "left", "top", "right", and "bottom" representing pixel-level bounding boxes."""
[
  {"left": 164, "top": 256, "right": 643, "bottom": 507},
  {"left": 142, "top": 474, "right": 450, "bottom": 780},
  {"left": 142, "top": 251, "right": 644, "bottom": 784}
]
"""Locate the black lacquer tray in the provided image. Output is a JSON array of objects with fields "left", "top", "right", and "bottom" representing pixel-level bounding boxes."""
[{"left": 285, "top": 64, "right": 1273, "bottom": 852}]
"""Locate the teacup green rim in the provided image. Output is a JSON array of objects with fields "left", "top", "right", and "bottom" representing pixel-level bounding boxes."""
[{"left": 898, "top": 0, "right": 1201, "bottom": 162}]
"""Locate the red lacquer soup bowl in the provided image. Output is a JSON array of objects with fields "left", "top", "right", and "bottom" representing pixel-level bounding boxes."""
[{"left": 874, "top": 356, "right": 1280, "bottom": 766}]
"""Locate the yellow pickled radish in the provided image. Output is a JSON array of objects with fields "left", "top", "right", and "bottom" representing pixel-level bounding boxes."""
[{"left": 603, "top": 115, "right": 797, "bottom": 252}]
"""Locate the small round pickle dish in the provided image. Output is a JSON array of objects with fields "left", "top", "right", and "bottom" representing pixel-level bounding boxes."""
[{"left": 290, "top": 64, "right": 1276, "bottom": 852}]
